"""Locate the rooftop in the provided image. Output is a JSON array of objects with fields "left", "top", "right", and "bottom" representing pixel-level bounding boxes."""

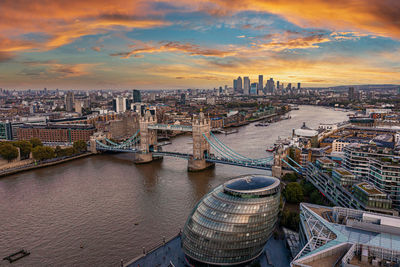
[
  {"left": 355, "top": 182, "right": 386, "bottom": 196},
  {"left": 334, "top": 167, "right": 353, "bottom": 176},
  {"left": 223, "top": 175, "right": 280, "bottom": 195},
  {"left": 291, "top": 203, "right": 400, "bottom": 267}
]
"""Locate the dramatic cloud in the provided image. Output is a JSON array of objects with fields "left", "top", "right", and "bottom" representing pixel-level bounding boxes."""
[
  {"left": 110, "top": 41, "right": 237, "bottom": 58},
  {"left": 258, "top": 34, "right": 331, "bottom": 51},
  {"left": 0, "top": 0, "right": 170, "bottom": 50},
  {"left": 205, "top": 0, "right": 400, "bottom": 39},
  {"left": 19, "top": 60, "right": 98, "bottom": 79}
]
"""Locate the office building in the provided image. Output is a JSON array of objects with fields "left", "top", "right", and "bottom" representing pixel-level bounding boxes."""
[
  {"left": 292, "top": 203, "right": 400, "bottom": 267},
  {"left": 277, "top": 81, "right": 280, "bottom": 92},
  {"left": 237, "top": 76, "right": 242, "bottom": 93},
  {"left": 113, "top": 96, "right": 127, "bottom": 113},
  {"left": 0, "top": 121, "right": 13, "bottom": 140},
  {"left": 297, "top": 82, "right": 301, "bottom": 89},
  {"left": 233, "top": 79, "right": 237, "bottom": 91},
  {"left": 133, "top": 90, "right": 141, "bottom": 103},
  {"left": 266, "top": 78, "right": 275, "bottom": 93},
  {"left": 250, "top": 82, "right": 258, "bottom": 95},
  {"left": 258, "top": 75, "right": 263, "bottom": 91},
  {"left": 182, "top": 175, "right": 281, "bottom": 266},
  {"left": 65, "top": 91, "right": 74, "bottom": 112},
  {"left": 74, "top": 99, "right": 83, "bottom": 114},
  {"left": 348, "top": 87, "right": 356, "bottom": 100},
  {"left": 243, "top": 77, "right": 250, "bottom": 95}
]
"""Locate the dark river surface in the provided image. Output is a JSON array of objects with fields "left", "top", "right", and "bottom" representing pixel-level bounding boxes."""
[{"left": 0, "top": 106, "right": 349, "bottom": 267}]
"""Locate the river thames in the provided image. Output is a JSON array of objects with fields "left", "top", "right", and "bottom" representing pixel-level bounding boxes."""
[{"left": 0, "top": 106, "right": 349, "bottom": 266}]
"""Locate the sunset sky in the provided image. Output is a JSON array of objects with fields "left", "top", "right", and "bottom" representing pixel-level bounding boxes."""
[{"left": 0, "top": 0, "right": 400, "bottom": 89}]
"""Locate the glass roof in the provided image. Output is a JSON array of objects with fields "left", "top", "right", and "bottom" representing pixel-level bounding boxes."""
[{"left": 224, "top": 175, "right": 277, "bottom": 191}]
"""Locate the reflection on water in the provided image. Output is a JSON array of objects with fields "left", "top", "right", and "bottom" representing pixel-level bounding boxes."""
[{"left": 0, "top": 106, "right": 349, "bottom": 267}]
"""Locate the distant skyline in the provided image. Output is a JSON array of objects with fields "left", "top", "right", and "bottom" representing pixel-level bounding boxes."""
[{"left": 0, "top": 0, "right": 400, "bottom": 90}]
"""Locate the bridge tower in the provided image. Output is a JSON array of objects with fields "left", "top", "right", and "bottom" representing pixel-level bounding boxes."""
[
  {"left": 89, "top": 132, "right": 107, "bottom": 154},
  {"left": 135, "top": 110, "right": 157, "bottom": 164},
  {"left": 272, "top": 145, "right": 284, "bottom": 178},
  {"left": 188, "top": 112, "right": 215, "bottom": 171}
]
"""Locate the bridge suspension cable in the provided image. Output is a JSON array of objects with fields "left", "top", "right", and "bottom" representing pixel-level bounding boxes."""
[
  {"left": 102, "top": 130, "right": 141, "bottom": 148},
  {"left": 206, "top": 132, "right": 273, "bottom": 163},
  {"left": 203, "top": 133, "right": 273, "bottom": 164}
]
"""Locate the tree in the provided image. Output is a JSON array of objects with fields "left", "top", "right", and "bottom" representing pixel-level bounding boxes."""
[
  {"left": 282, "top": 173, "right": 297, "bottom": 183},
  {"left": 310, "top": 190, "right": 324, "bottom": 205},
  {"left": 301, "top": 181, "right": 315, "bottom": 196},
  {"left": 280, "top": 210, "right": 300, "bottom": 231},
  {"left": 0, "top": 143, "right": 19, "bottom": 162},
  {"left": 73, "top": 140, "right": 87, "bottom": 153},
  {"left": 30, "top": 138, "right": 43, "bottom": 148},
  {"left": 12, "top": 140, "right": 32, "bottom": 159},
  {"left": 55, "top": 146, "right": 63, "bottom": 157},
  {"left": 32, "top": 146, "right": 55, "bottom": 161},
  {"left": 284, "top": 182, "right": 304, "bottom": 203}
]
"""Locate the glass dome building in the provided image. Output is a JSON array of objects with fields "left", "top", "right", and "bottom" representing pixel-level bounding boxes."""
[{"left": 182, "top": 175, "right": 281, "bottom": 266}]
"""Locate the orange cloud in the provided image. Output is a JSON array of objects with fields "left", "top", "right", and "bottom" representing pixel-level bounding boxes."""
[
  {"left": 110, "top": 41, "right": 237, "bottom": 58},
  {"left": 20, "top": 60, "right": 98, "bottom": 78},
  {"left": 204, "top": 0, "right": 400, "bottom": 39},
  {"left": 0, "top": 0, "right": 170, "bottom": 50},
  {"left": 258, "top": 34, "right": 331, "bottom": 51}
]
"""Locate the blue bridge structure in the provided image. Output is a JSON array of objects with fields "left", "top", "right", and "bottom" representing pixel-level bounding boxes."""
[{"left": 90, "top": 111, "right": 277, "bottom": 172}]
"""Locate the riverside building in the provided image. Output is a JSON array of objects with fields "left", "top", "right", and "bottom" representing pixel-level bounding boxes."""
[
  {"left": 291, "top": 203, "right": 400, "bottom": 267},
  {"left": 305, "top": 157, "right": 396, "bottom": 215},
  {"left": 182, "top": 175, "right": 281, "bottom": 266},
  {"left": 124, "top": 175, "right": 288, "bottom": 267}
]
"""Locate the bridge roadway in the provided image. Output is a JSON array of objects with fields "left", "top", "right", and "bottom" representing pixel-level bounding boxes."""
[
  {"left": 147, "top": 124, "right": 193, "bottom": 132},
  {"left": 96, "top": 146, "right": 272, "bottom": 171}
]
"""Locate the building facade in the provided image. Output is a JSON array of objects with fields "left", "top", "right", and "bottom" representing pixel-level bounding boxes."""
[
  {"left": 182, "top": 175, "right": 281, "bottom": 266},
  {"left": 17, "top": 124, "right": 96, "bottom": 143}
]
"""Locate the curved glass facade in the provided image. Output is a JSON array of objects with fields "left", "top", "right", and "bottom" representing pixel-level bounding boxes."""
[{"left": 182, "top": 175, "right": 281, "bottom": 266}]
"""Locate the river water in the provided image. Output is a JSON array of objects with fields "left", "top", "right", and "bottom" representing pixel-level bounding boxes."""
[{"left": 0, "top": 106, "right": 349, "bottom": 267}]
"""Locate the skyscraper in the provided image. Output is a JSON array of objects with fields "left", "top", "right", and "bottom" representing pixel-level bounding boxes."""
[
  {"left": 237, "top": 76, "right": 242, "bottom": 93},
  {"left": 348, "top": 87, "right": 355, "bottom": 100},
  {"left": 297, "top": 82, "right": 301, "bottom": 89},
  {"left": 114, "top": 96, "right": 127, "bottom": 113},
  {"left": 277, "top": 81, "right": 280, "bottom": 91},
  {"left": 65, "top": 91, "right": 74, "bottom": 112},
  {"left": 133, "top": 90, "right": 141, "bottom": 103},
  {"left": 233, "top": 79, "right": 237, "bottom": 91},
  {"left": 243, "top": 77, "right": 250, "bottom": 95},
  {"left": 250, "top": 83, "right": 258, "bottom": 95},
  {"left": 266, "top": 78, "right": 275, "bottom": 93},
  {"left": 258, "top": 75, "right": 263, "bottom": 91}
]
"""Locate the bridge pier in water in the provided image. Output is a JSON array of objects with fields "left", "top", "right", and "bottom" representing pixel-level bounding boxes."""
[
  {"left": 188, "top": 112, "right": 214, "bottom": 172},
  {"left": 135, "top": 110, "right": 158, "bottom": 164}
]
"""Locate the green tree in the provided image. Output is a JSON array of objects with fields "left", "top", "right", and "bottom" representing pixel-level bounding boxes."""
[
  {"left": 32, "top": 146, "right": 55, "bottom": 161},
  {"left": 73, "top": 140, "right": 87, "bottom": 153},
  {"left": 55, "top": 146, "right": 63, "bottom": 157},
  {"left": 301, "top": 181, "right": 315, "bottom": 196},
  {"left": 12, "top": 140, "right": 32, "bottom": 159},
  {"left": 310, "top": 190, "right": 324, "bottom": 205},
  {"left": 30, "top": 138, "right": 43, "bottom": 148},
  {"left": 282, "top": 173, "right": 297, "bottom": 183},
  {"left": 284, "top": 182, "right": 304, "bottom": 203},
  {"left": 0, "top": 143, "right": 19, "bottom": 162}
]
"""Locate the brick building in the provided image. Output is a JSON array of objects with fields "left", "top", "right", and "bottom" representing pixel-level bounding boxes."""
[{"left": 17, "top": 124, "right": 96, "bottom": 143}]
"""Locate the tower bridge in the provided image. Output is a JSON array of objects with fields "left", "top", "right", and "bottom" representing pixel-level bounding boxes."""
[{"left": 90, "top": 111, "right": 275, "bottom": 172}]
